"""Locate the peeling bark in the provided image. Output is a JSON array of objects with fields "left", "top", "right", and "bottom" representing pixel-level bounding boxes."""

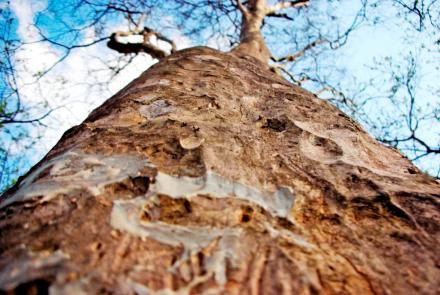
[{"left": 1, "top": 47, "right": 439, "bottom": 294}]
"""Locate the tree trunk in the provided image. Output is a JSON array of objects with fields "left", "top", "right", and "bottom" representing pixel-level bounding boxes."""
[{"left": 1, "top": 47, "right": 439, "bottom": 295}]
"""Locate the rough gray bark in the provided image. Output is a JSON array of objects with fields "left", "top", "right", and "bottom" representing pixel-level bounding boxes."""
[{"left": 0, "top": 47, "right": 439, "bottom": 294}]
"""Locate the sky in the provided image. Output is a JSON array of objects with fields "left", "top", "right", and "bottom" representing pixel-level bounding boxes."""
[
  {"left": 8, "top": 0, "right": 161, "bottom": 149},
  {"left": 1, "top": 0, "right": 439, "bottom": 188},
  {"left": 1, "top": 0, "right": 192, "bottom": 188}
]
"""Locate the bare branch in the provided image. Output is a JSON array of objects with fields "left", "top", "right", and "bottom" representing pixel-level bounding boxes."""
[
  {"left": 266, "top": 0, "right": 310, "bottom": 14},
  {"left": 266, "top": 12, "right": 294, "bottom": 21},
  {"left": 107, "top": 27, "right": 176, "bottom": 59},
  {"left": 135, "top": 14, "right": 146, "bottom": 32},
  {"left": 234, "top": 0, "right": 248, "bottom": 16},
  {"left": 0, "top": 108, "right": 55, "bottom": 125},
  {"left": 272, "top": 39, "right": 328, "bottom": 63}
]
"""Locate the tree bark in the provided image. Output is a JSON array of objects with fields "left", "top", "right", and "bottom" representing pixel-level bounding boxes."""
[{"left": 1, "top": 47, "right": 439, "bottom": 294}]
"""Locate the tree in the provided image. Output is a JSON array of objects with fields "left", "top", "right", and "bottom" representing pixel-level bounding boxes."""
[
  {"left": 0, "top": 0, "right": 439, "bottom": 190},
  {"left": 0, "top": 0, "right": 439, "bottom": 294}
]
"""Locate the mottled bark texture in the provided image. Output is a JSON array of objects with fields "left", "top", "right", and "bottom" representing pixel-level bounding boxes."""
[
  {"left": 1, "top": 47, "right": 440, "bottom": 295},
  {"left": 232, "top": 0, "right": 271, "bottom": 63}
]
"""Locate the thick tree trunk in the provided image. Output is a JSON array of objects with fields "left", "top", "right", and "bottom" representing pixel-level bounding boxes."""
[
  {"left": 232, "top": 0, "right": 271, "bottom": 63},
  {"left": 1, "top": 47, "right": 439, "bottom": 294}
]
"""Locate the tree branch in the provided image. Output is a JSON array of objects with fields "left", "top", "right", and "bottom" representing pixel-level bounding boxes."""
[
  {"left": 234, "top": 0, "right": 248, "bottom": 16},
  {"left": 0, "top": 107, "right": 58, "bottom": 125},
  {"left": 107, "top": 27, "right": 176, "bottom": 58},
  {"left": 272, "top": 39, "right": 328, "bottom": 63},
  {"left": 266, "top": 0, "right": 310, "bottom": 14},
  {"left": 266, "top": 12, "right": 294, "bottom": 21}
]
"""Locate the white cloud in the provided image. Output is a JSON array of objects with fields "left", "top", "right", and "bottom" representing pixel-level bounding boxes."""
[
  {"left": 10, "top": 0, "right": 46, "bottom": 42},
  {"left": 8, "top": 0, "right": 158, "bottom": 165},
  {"left": 157, "top": 15, "right": 192, "bottom": 50}
]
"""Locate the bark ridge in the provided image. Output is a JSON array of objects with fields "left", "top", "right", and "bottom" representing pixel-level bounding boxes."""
[{"left": 0, "top": 47, "right": 439, "bottom": 295}]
